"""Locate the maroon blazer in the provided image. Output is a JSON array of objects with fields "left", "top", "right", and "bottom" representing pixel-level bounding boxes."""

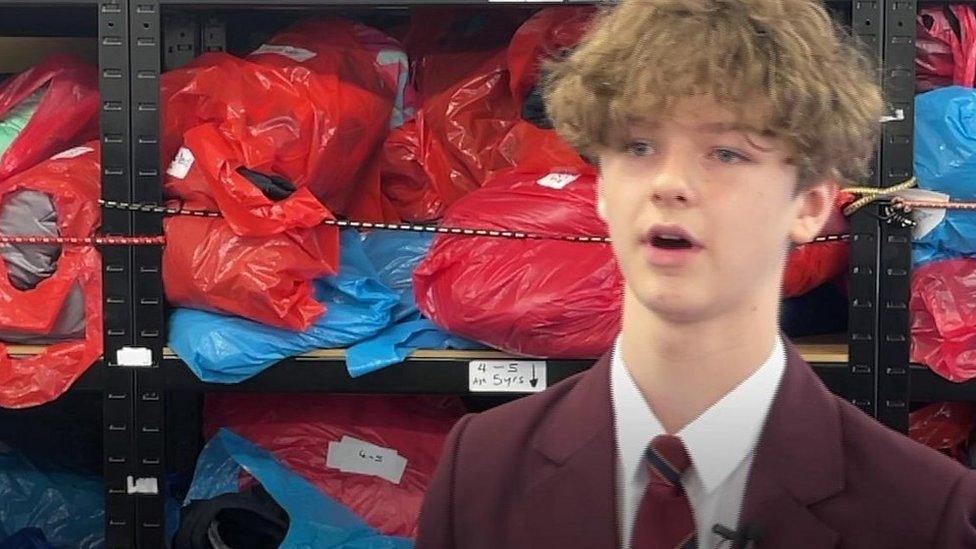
[{"left": 417, "top": 342, "right": 976, "bottom": 548}]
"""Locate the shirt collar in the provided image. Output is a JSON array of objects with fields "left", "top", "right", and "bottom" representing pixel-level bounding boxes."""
[{"left": 611, "top": 336, "right": 786, "bottom": 493}]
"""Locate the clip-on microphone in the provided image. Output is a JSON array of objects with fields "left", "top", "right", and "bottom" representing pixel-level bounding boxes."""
[{"left": 712, "top": 523, "right": 763, "bottom": 549}]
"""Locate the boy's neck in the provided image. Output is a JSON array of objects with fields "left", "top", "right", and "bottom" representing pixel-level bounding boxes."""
[{"left": 618, "top": 288, "right": 781, "bottom": 434}]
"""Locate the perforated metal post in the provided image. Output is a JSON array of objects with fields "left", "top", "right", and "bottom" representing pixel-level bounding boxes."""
[
  {"left": 845, "top": 0, "right": 886, "bottom": 419},
  {"left": 98, "top": 1, "right": 136, "bottom": 547},
  {"left": 131, "top": 1, "right": 167, "bottom": 546},
  {"left": 877, "top": 0, "right": 916, "bottom": 432}
]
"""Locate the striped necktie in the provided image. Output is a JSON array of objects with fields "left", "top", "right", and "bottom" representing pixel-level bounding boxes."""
[{"left": 631, "top": 434, "right": 697, "bottom": 549}]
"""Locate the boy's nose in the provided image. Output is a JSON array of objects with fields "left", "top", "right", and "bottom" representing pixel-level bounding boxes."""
[{"left": 649, "top": 171, "right": 694, "bottom": 206}]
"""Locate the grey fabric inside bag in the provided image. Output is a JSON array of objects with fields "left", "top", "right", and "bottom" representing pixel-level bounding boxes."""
[{"left": 0, "top": 189, "right": 86, "bottom": 343}]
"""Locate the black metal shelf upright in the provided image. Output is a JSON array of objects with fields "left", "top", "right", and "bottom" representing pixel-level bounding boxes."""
[
  {"left": 97, "top": 1, "right": 137, "bottom": 547},
  {"left": 873, "top": 0, "right": 917, "bottom": 432},
  {"left": 113, "top": 0, "right": 888, "bottom": 546}
]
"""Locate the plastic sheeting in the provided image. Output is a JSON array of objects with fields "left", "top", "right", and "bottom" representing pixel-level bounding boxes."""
[
  {"left": 0, "top": 55, "right": 99, "bottom": 181},
  {"left": 203, "top": 394, "right": 465, "bottom": 539},
  {"left": 911, "top": 258, "right": 976, "bottom": 382},
  {"left": 0, "top": 143, "right": 102, "bottom": 408},
  {"left": 0, "top": 445, "right": 103, "bottom": 548},
  {"left": 168, "top": 230, "right": 398, "bottom": 383},
  {"left": 914, "top": 86, "right": 976, "bottom": 266},
  {"left": 381, "top": 7, "right": 593, "bottom": 222},
  {"left": 916, "top": 6, "right": 976, "bottom": 92},
  {"left": 347, "top": 230, "right": 482, "bottom": 377},
  {"left": 0, "top": 89, "right": 42, "bottom": 160},
  {"left": 909, "top": 402, "right": 976, "bottom": 463},
  {"left": 414, "top": 168, "right": 621, "bottom": 358},
  {"left": 184, "top": 429, "right": 412, "bottom": 548},
  {"left": 161, "top": 18, "right": 405, "bottom": 223}
]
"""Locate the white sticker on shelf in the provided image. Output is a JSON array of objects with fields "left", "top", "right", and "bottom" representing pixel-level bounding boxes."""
[
  {"left": 251, "top": 44, "right": 318, "bottom": 63},
  {"left": 326, "top": 436, "right": 406, "bottom": 484},
  {"left": 51, "top": 146, "right": 94, "bottom": 160},
  {"left": 537, "top": 173, "right": 580, "bottom": 190},
  {"left": 116, "top": 346, "right": 153, "bottom": 367},
  {"left": 469, "top": 360, "right": 547, "bottom": 393},
  {"left": 899, "top": 188, "right": 950, "bottom": 240},
  {"left": 127, "top": 476, "right": 159, "bottom": 495},
  {"left": 166, "top": 147, "right": 195, "bottom": 180}
]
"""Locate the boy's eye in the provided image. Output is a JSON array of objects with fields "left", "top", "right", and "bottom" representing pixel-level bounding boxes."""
[
  {"left": 625, "top": 141, "right": 654, "bottom": 157},
  {"left": 712, "top": 148, "right": 750, "bottom": 164}
]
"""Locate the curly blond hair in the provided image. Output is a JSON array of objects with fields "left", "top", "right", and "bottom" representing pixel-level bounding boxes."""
[{"left": 544, "top": 0, "right": 883, "bottom": 186}]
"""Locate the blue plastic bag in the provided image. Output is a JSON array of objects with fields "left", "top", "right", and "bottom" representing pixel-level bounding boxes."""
[
  {"left": 914, "top": 87, "right": 976, "bottom": 265},
  {"left": 0, "top": 446, "right": 103, "bottom": 549},
  {"left": 346, "top": 231, "right": 483, "bottom": 377},
  {"left": 185, "top": 429, "right": 413, "bottom": 549},
  {"left": 169, "top": 230, "right": 399, "bottom": 383},
  {"left": 0, "top": 529, "right": 52, "bottom": 549}
]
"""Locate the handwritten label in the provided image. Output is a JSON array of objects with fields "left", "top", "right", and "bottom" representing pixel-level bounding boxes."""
[
  {"left": 251, "top": 44, "right": 317, "bottom": 62},
  {"left": 537, "top": 173, "right": 580, "bottom": 190},
  {"left": 166, "top": 147, "right": 195, "bottom": 180},
  {"left": 469, "top": 360, "right": 547, "bottom": 393},
  {"left": 51, "top": 146, "right": 94, "bottom": 160},
  {"left": 326, "top": 436, "right": 406, "bottom": 484},
  {"left": 899, "top": 188, "right": 950, "bottom": 240}
]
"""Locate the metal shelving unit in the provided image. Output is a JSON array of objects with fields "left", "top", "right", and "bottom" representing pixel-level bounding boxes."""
[
  {"left": 113, "top": 1, "right": 885, "bottom": 544},
  {"left": 0, "top": 0, "right": 906, "bottom": 546}
]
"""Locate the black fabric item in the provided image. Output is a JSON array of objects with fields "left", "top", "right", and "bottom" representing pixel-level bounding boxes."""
[
  {"left": 236, "top": 167, "right": 297, "bottom": 201},
  {"left": 779, "top": 282, "right": 848, "bottom": 338},
  {"left": 174, "top": 484, "right": 289, "bottom": 549}
]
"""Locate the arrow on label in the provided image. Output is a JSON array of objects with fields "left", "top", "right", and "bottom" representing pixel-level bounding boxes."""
[{"left": 530, "top": 363, "right": 539, "bottom": 388}]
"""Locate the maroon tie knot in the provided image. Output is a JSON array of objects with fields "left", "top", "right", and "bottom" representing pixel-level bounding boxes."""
[{"left": 648, "top": 434, "right": 692, "bottom": 483}]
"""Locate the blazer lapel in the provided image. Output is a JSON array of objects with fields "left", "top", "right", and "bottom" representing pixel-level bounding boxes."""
[
  {"left": 513, "top": 354, "right": 619, "bottom": 549},
  {"left": 738, "top": 340, "right": 844, "bottom": 548}
]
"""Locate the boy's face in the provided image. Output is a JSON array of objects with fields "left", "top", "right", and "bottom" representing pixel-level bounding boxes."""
[{"left": 597, "top": 96, "right": 837, "bottom": 323}]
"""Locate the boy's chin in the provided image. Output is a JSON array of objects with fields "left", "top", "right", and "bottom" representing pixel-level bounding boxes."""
[{"left": 632, "top": 289, "right": 713, "bottom": 325}]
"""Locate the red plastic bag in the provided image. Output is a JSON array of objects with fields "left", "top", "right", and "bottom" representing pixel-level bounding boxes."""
[
  {"left": 506, "top": 6, "right": 596, "bottom": 106},
  {"left": 414, "top": 167, "right": 622, "bottom": 358},
  {"left": 911, "top": 258, "right": 976, "bottom": 382},
  {"left": 162, "top": 212, "right": 339, "bottom": 331},
  {"left": 203, "top": 393, "right": 466, "bottom": 538},
  {"left": 781, "top": 192, "right": 854, "bottom": 297},
  {"left": 161, "top": 19, "right": 401, "bottom": 222},
  {"left": 382, "top": 7, "right": 595, "bottom": 222},
  {"left": 0, "top": 55, "right": 99, "bottom": 180},
  {"left": 0, "top": 142, "right": 102, "bottom": 408},
  {"left": 910, "top": 402, "right": 976, "bottom": 462},
  {"left": 916, "top": 6, "right": 976, "bottom": 91}
]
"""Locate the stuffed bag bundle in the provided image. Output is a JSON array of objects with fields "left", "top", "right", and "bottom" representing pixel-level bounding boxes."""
[
  {"left": 161, "top": 19, "right": 410, "bottom": 330},
  {"left": 0, "top": 143, "right": 102, "bottom": 408},
  {"left": 0, "top": 55, "right": 99, "bottom": 181},
  {"left": 203, "top": 393, "right": 465, "bottom": 539},
  {"left": 382, "top": 7, "right": 595, "bottom": 222}
]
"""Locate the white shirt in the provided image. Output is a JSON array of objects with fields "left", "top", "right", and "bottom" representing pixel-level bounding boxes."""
[{"left": 611, "top": 336, "right": 786, "bottom": 549}]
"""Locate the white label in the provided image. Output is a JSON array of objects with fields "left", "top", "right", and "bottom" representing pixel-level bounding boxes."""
[
  {"left": 251, "top": 44, "right": 317, "bottom": 63},
  {"left": 537, "top": 173, "right": 580, "bottom": 190},
  {"left": 126, "top": 476, "right": 159, "bottom": 495},
  {"left": 116, "top": 346, "right": 153, "bottom": 367},
  {"left": 51, "top": 146, "right": 94, "bottom": 160},
  {"left": 900, "top": 188, "right": 950, "bottom": 240},
  {"left": 880, "top": 109, "right": 906, "bottom": 123},
  {"left": 326, "top": 436, "right": 406, "bottom": 484},
  {"left": 469, "top": 360, "right": 547, "bottom": 393},
  {"left": 166, "top": 147, "right": 195, "bottom": 180}
]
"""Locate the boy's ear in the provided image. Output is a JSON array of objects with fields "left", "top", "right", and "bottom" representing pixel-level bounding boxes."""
[{"left": 789, "top": 178, "right": 839, "bottom": 245}]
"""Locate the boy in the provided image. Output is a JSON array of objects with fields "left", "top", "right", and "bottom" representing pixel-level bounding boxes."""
[{"left": 417, "top": 0, "right": 976, "bottom": 547}]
